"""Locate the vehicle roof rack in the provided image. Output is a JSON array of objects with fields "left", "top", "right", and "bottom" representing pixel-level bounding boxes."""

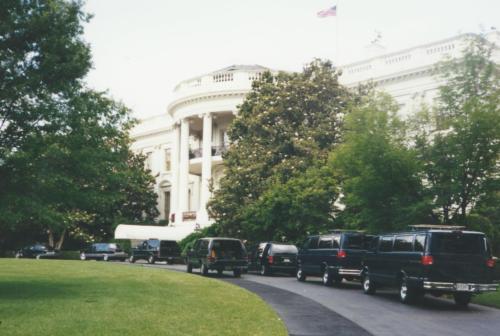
[
  {"left": 328, "top": 229, "right": 365, "bottom": 234},
  {"left": 408, "top": 224, "right": 466, "bottom": 231}
]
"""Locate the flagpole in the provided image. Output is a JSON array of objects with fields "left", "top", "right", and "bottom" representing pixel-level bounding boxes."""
[{"left": 336, "top": 2, "right": 340, "bottom": 67}]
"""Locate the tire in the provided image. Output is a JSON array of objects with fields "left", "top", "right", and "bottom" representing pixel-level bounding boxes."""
[
  {"left": 322, "top": 268, "right": 333, "bottom": 286},
  {"left": 454, "top": 293, "right": 472, "bottom": 307},
  {"left": 296, "top": 267, "right": 306, "bottom": 282},
  {"left": 36, "top": 254, "right": 41, "bottom": 260},
  {"left": 362, "top": 273, "right": 376, "bottom": 295},
  {"left": 103, "top": 254, "right": 109, "bottom": 262},
  {"left": 129, "top": 256, "right": 135, "bottom": 263},
  {"left": 399, "top": 278, "right": 417, "bottom": 304},
  {"left": 80, "top": 253, "right": 86, "bottom": 261},
  {"left": 201, "top": 263, "right": 209, "bottom": 276},
  {"left": 147, "top": 255, "right": 155, "bottom": 264},
  {"left": 167, "top": 260, "right": 174, "bottom": 265},
  {"left": 233, "top": 268, "right": 242, "bottom": 278},
  {"left": 260, "top": 264, "right": 271, "bottom": 276},
  {"left": 15, "top": 253, "right": 21, "bottom": 259},
  {"left": 186, "top": 262, "right": 193, "bottom": 273}
]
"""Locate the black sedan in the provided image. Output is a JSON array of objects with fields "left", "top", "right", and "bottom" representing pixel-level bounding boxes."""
[
  {"left": 15, "top": 244, "right": 59, "bottom": 259},
  {"left": 80, "top": 243, "right": 128, "bottom": 261}
]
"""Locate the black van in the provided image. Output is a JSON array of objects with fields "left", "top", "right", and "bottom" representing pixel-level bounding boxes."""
[
  {"left": 361, "top": 225, "right": 498, "bottom": 306},
  {"left": 297, "top": 231, "right": 374, "bottom": 286},
  {"left": 129, "top": 239, "right": 182, "bottom": 264},
  {"left": 186, "top": 238, "right": 248, "bottom": 277},
  {"left": 248, "top": 242, "right": 298, "bottom": 276}
]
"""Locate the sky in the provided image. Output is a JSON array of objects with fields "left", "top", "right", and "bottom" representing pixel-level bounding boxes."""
[{"left": 82, "top": 0, "right": 500, "bottom": 119}]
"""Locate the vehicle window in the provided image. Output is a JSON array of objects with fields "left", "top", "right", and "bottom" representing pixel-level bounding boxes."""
[
  {"left": 342, "top": 234, "right": 365, "bottom": 249},
  {"left": 94, "top": 243, "right": 116, "bottom": 252},
  {"left": 333, "top": 235, "right": 341, "bottom": 248},
  {"left": 148, "top": 240, "right": 160, "bottom": 248},
  {"left": 379, "top": 236, "right": 394, "bottom": 252},
  {"left": 318, "top": 237, "right": 333, "bottom": 249},
  {"left": 394, "top": 235, "right": 414, "bottom": 252},
  {"left": 199, "top": 240, "right": 209, "bottom": 251},
  {"left": 303, "top": 236, "right": 319, "bottom": 250},
  {"left": 270, "top": 244, "right": 298, "bottom": 254},
  {"left": 414, "top": 234, "right": 426, "bottom": 252},
  {"left": 211, "top": 240, "right": 245, "bottom": 257},
  {"left": 430, "top": 233, "right": 485, "bottom": 255}
]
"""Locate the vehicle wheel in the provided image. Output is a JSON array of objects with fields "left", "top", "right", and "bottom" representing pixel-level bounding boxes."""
[
  {"left": 186, "top": 263, "right": 193, "bottom": 273},
  {"left": 103, "top": 254, "right": 109, "bottom": 262},
  {"left": 233, "top": 268, "right": 242, "bottom": 278},
  {"left": 454, "top": 293, "right": 472, "bottom": 307},
  {"left": 147, "top": 255, "right": 155, "bottom": 264},
  {"left": 80, "top": 253, "right": 86, "bottom": 261},
  {"left": 296, "top": 267, "right": 306, "bottom": 282},
  {"left": 167, "top": 260, "right": 174, "bottom": 265},
  {"left": 15, "top": 253, "right": 22, "bottom": 259},
  {"left": 217, "top": 269, "right": 223, "bottom": 276},
  {"left": 260, "top": 264, "right": 271, "bottom": 276},
  {"left": 362, "top": 274, "right": 376, "bottom": 295},
  {"left": 129, "top": 256, "right": 135, "bottom": 263},
  {"left": 36, "top": 254, "right": 41, "bottom": 260},
  {"left": 333, "top": 275, "right": 343, "bottom": 286},
  {"left": 399, "top": 278, "right": 417, "bottom": 304},
  {"left": 322, "top": 268, "right": 333, "bottom": 286},
  {"left": 201, "top": 263, "right": 209, "bottom": 276}
]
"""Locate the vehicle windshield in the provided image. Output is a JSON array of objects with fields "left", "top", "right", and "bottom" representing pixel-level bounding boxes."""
[
  {"left": 430, "top": 233, "right": 485, "bottom": 255},
  {"left": 148, "top": 240, "right": 160, "bottom": 248},
  {"left": 95, "top": 243, "right": 117, "bottom": 252},
  {"left": 270, "top": 244, "right": 298, "bottom": 254},
  {"left": 342, "top": 235, "right": 366, "bottom": 249}
]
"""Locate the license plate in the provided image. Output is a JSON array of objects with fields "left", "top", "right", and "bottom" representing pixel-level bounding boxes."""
[
  {"left": 456, "top": 283, "right": 469, "bottom": 291},
  {"left": 283, "top": 258, "right": 290, "bottom": 263}
]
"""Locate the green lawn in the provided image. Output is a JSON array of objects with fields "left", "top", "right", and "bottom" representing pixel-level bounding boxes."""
[
  {"left": 473, "top": 290, "right": 500, "bottom": 308},
  {"left": 0, "top": 259, "right": 287, "bottom": 336}
]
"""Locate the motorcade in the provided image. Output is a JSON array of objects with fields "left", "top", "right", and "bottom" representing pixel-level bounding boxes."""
[
  {"left": 129, "top": 239, "right": 182, "bottom": 264},
  {"left": 248, "top": 242, "right": 298, "bottom": 276},
  {"left": 186, "top": 237, "right": 247, "bottom": 277},
  {"left": 15, "top": 244, "right": 59, "bottom": 259},
  {"left": 361, "top": 225, "right": 498, "bottom": 306},
  {"left": 80, "top": 243, "right": 128, "bottom": 261},
  {"left": 297, "top": 230, "right": 374, "bottom": 286}
]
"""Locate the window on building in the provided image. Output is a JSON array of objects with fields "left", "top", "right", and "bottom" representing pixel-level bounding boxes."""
[
  {"left": 145, "top": 152, "right": 153, "bottom": 171},
  {"left": 164, "top": 191, "right": 171, "bottom": 220},
  {"left": 164, "top": 149, "right": 171, "bottom": 171}
]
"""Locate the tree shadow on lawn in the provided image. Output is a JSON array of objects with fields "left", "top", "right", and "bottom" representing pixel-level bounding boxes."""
[{"left": 0, "top": 279, "right": 87, "bottom": 301}]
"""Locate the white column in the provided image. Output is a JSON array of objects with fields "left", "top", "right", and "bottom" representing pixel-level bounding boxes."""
[
  {"left": 170, "top": 123, "right": 180, "bottom": 223},
  {"left": 199, "top": 113, "right": 212, "bottom": 225},
  {"left": 178, "top": 118, "right": 190, "bottom": 216}
]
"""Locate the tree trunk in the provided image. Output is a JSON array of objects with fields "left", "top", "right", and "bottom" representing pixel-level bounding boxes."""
[
  {"left": 55, "top": 229, "right": 66, "bottom": 250},
  {"left": 48, "top": 230, "right": 54, "bottom": 249}
]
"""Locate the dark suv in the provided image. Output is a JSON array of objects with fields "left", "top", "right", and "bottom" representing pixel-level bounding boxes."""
[
  {"left": 248, "top": 242, "right": 298, "bottom": 276},
  {"left": 186, "top": 238, "right": 247, "bottom": 277},
  {"left": 297, "top": 231, "right": 374, "bottom": 286},
  {"left": 361, "top": 225, "right": 498, "bottom": 306},
  {"left": 129, "top": 239, "right": 182, "bottom": 264}
]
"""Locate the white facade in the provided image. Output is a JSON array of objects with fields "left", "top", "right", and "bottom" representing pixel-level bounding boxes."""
[{"left": 116, "top": 32, "right": 500, "bottom": 242}]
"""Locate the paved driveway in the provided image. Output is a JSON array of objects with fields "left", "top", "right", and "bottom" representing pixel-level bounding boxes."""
[{"left": 134, "top": 263, "right": 500, "bottom": 336}]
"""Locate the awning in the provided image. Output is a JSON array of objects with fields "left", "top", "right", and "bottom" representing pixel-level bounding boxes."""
[{"left": 114, "top": 224, "right": 197, "bottom": 241}]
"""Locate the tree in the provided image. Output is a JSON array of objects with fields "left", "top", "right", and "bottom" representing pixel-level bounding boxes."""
[
  {"left": 411, "top": 35, "right": 500, "bottom": 224},
  {"left": 0, "top": 1, "right": 159, "bottom": 250},
  {"left": 208, "top": 60, "right": 356, "bottom": 241},
  {"left": 332, "top": 93, "right": 431, "bottom": 233}
]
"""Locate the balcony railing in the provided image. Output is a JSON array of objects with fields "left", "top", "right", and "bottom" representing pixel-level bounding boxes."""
[{"left": 189, "top": 145, "right": 228, "bottom": 159}]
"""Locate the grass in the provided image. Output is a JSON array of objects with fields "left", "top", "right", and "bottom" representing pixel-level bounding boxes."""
[
  {"left": 473, "top": 289, "right": 500, "bottom": 308},
  {"left": 0, "top": 259, "right": 287, "bottom": 336}
]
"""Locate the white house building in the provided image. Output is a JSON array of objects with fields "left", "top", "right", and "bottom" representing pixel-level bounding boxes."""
[{"left": 115, "top": 31, "right": 500, "bottom": 242}]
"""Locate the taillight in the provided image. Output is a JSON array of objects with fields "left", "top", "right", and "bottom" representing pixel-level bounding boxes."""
[
  {"left": 337, "top": 250, "right": 347, "bottom": 259},
  {"left": 267, "top": 255, "right": 274, "bottom": 264},
  {"left": 486, "top": 258, "right": 496, "bottom": 268},
  {"left": 421, "top": 255, "right": 434, "bottom": 266}
]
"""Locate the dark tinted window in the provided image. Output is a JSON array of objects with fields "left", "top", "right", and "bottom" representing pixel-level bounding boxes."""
[
  {"left": 94, "top": 243, "right": 117, "bottom": 252},
  {"left": 414, "top": 234, "right": 426, "bottom": 252},
  {"left": 394, "top": 235, "right": 414, "bottom": 252},
  {"left": 211, "top": 239, "right": 245, "bottom": 257},
  {"left": 342, "top": 234, "right": 365, "bottom": 249},
  {"left": 333, "top": 235, "right": 341, "bottom": 248},
  {"left": 379, "top": 236, "right": 394, "bottom": 252},
  {"left": 430, "top": 233, "right": 485, "bottom": 255},
  {"left": 199, "top": 240, "right": 209, "bottom": 251},
  {"left": 270, "top": 244, "right": 298, "bottom": 254},
  {"left": 148, "top": 239, "right": 160, "bottom": 248},
  {"left": 161, "top": 240, "right": 180, "bottom": 252},
  {"left": 318, "top": 237, "right": 333, "bottom": 249},
  {"left": 304, "top": 236, "right": 319, "bottom": 249}
]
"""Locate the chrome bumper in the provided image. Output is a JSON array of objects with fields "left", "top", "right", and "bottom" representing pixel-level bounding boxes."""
[
  {"left": 338, "top": 268, "right": 362, "bottom": 276},
  {"left": 423, "top": 281, "right": 498, "bottom": 292}
]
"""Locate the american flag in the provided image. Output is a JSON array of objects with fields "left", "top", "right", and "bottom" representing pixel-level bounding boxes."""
[{"left": 317, "top": 5, "right": 337, "bottom": 18}]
